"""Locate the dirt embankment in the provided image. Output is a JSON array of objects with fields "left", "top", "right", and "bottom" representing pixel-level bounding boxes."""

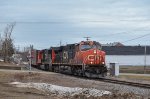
[{"left": 0, "top": 70, "right": 147, "bottom": 99}]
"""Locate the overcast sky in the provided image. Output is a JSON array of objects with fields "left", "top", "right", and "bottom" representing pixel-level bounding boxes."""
[{"left": 0, "top": 0, "right": 150, "bottom": 49}]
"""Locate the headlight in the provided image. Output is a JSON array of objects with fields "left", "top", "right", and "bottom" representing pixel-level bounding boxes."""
[
  {"left": 102, "top": 62, "right": 105, "bottom": 64},
  {"left": 94, "top": 50, "right": 96, "bottom": 54}
]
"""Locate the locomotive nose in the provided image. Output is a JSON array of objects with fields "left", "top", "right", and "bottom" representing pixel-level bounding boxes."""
[
  {"left": 93, "top": 50, "right": 96, "bottom": 54},
  {"left": 87, "top": 55, "right": 101, "bottom": 64},
  {"left": 88, "top": 55, "right": 95, "bottom": 60},
  {"left": 83, "top": 49, "right": 105, "bottom": 65}
]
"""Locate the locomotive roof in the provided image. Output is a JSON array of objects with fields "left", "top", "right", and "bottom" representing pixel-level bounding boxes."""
[
  {"left": 50, "top": 41, "right": 101, "bottom": 50},
  {"left": 80, "top": 41, "right": 101, "bottom": 45}
]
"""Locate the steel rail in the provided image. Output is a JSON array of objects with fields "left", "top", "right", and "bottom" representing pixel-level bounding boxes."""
[
  {"left": 94, "top": 77, "right": 150, "bottom": 89},
  {"left": 29, "top": 65, "right": 150, "bottom": 89}
]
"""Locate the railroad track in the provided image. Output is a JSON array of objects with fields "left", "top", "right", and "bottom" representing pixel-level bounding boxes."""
[
  {"left": 92, "top": 77, "right": 150, "bottom": 89},
  {"left": 60, "top": 72, "right": 150, "bottom": 89},
  {"left": 29, "top": 65, "right": 150, "bottom": 89},
  {"left": 57, "top": 72, "right": 150, "bottom": 89}
]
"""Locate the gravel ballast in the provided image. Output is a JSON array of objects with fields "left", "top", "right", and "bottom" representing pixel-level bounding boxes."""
[
  {"left": 10, "top": 82, "right": 111, "bottom": 97},
  {"left": 0, "top": 70, "right": 149, "bottom": 98}
]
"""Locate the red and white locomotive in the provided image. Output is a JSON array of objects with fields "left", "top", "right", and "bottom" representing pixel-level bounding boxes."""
[{"left": 31, "top": 40, "right": 107, "bottom": 77}]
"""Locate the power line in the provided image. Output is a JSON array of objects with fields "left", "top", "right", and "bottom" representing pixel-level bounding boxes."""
[
  {"left": 100, "top": 25, "right": 150, "bottom": 37},
  {"left": 1, "top": 19, "right": 150, "bottom": 24},
  {"left": 122, "top": 33, "right": 150, "bottom": 43}
]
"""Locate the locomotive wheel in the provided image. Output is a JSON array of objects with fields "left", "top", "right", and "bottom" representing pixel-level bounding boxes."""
[
  {"left": 51, "top": 66, "right": 54, "bottom": 72},
  {"left": 101, "top": 66, "right": 107, "bottom": 77},
  {"left": 44, "top": 65, "right": 49, "bottom": 71},
  {"left": 72, "top": 69, "right": 78, "bottom": 76},
  {"left": 54, "top": 66, "right": 60, "bottom": 73},
  {"left": 48, "top": 64, "right": 53, "bottom": 72},
  {"left": 102, "top": 72, "right": 107, "bottom": 77}
]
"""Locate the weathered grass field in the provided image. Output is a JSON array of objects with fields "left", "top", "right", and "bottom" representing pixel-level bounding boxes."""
[
  {"left": 119, "top": 75, "right": 150, "bottom": 81},
  {"left": 120, "top": 66, "right": 150, "bottom": 74}
]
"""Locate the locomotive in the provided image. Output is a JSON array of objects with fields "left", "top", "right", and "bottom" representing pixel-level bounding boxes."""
[{"left": 31, "top": 40, "right": 107, "bottom": 77}]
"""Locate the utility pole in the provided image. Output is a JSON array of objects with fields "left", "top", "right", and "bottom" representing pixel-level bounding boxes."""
[
  {"left": 29, "top": 45, "right": 32, "bottom": 71},
  {"left": 60, "top": 40, "right": 62, "bottom": 46},
  {"left": 144, "top": 45, "right": 147, "bottom": 74}
]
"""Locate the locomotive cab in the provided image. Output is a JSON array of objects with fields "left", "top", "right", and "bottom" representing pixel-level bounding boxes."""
[
  {"left": 77, "top": 41, "right": 107, "bottom": 77},
  {"left": 80, "top": 41, "right": 102, "bottom": 51},
  {"left": 78, "top": 41, "right": 105, "bottom": 66}
]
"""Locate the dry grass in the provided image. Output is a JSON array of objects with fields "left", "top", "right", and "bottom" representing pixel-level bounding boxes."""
[
  {"left": 0, "top": 62, "right": 16, "bottom": 66},
  {"left": 120, "top": 66, "right": 150, "bottom": 74},
  {"left": 12, "top": 72, "right": 41, "bottom": 82},
  {"left": 119, "top": 75, "right": 150, "bottom": 81},
  {"left": 0, "top": 70, "right": 146, "bottom": 99}
]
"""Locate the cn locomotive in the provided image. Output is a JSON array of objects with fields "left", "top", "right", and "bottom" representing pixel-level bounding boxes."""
[{"left": 31, "top": 40, "right": 107, "bottom": 77}]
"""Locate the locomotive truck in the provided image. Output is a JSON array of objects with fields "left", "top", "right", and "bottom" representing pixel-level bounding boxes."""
[{"left": 31, "top": 40, "right": 107, "bottom": 77}]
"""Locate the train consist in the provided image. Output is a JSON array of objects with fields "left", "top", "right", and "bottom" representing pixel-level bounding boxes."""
[{"left": 31, "top": 40, "right": 107, "bottom": 77}]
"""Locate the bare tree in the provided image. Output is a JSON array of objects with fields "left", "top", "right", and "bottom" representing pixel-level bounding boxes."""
[
  {"left": 0, "top": 34, "right": 2, "bottom": 49},
  {"left": 2, "top": 22, "right": 15, "bottom": 62}
]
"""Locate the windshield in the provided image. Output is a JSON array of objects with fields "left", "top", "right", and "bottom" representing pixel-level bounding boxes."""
[
  {"left": 80, "top": 44, "right": 101, "bottom": 51},
  {"left": 80, "top": 41, "right": 102, "bottom": 51},
  {"left": 81, "top": 44, "right": 92, "bottom": 50},
  {"left": 96, "top": 44, "right": 102, "bottom": 50}
]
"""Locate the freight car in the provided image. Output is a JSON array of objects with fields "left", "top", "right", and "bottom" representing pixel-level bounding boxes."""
[{"left": 31, "top": 40, "right": 107, "bottom": 77}]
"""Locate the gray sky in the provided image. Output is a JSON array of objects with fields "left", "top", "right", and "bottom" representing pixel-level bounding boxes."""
[{"left": 0, "top": 0, "right": 150, "bottom": 49}]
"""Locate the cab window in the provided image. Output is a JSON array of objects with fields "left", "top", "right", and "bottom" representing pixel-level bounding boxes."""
[
  {"left": 97, "top": 45, "right": 102, "bottom": 50},
  {"left": 80, "top": 44, "right": 102, "bottom": 51},
  {"left": 81, "top": 44, "right": 92, "bottom": 51}
]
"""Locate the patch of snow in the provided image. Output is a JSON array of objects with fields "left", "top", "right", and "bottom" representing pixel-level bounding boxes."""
[
  {"left": 22, "top": 62, "right": 28, "bottom": 65},
  {"left": 10, "top": 82, "right": 111, "bottom": 97}
]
